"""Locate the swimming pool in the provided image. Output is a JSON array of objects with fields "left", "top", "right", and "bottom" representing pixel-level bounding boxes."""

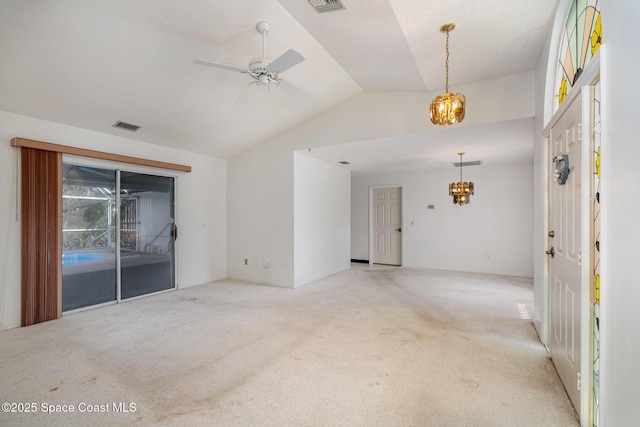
[{"left": 62, "top": 253, "right": 107, "bottom": 265}]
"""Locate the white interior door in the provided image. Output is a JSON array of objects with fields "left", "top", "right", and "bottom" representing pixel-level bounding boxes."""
[
  {"left": 548, "top": 95, "right": 584, "bottom": 411},
  {"left": 371, "top": 186, "right": 402, "bottom": 266}
]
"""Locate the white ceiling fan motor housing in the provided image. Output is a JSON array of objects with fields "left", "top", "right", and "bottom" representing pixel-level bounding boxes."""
[
  {"left": 248, "top": 57, "right": 278, "bottom": 84},
  {"left": 248, "top": 57, "right": 272, "bottom": 74}
]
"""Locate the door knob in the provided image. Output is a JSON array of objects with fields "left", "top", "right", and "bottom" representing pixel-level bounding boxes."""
[
  {"left": 396, "top": 228, "right": 402, "bottom": 232},
  {"left": 548, "top": 230, "right": 555, "bottom": 238},
  {"left": 546, "top": 247, "right": 555, "bottom": 258}
]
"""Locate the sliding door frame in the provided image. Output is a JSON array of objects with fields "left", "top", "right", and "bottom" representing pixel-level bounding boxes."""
[
  {"left": 116, "top": 169, "right": 122, "bottom": 303},
  {"left": 62, "top": 154, "right": 180, "bottom": 313}
]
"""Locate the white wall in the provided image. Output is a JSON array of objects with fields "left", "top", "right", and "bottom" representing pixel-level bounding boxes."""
[
  {"left": 293, "top": 152, "right": 350, "bottom": 286},
  {"left": 0, "top": 110, "right": 227, "bottom": 330},
  {"left": 599, "top": 2, "right": 640, "bottom": 425},
  {"left": 226, "top": 143, "right": 351, "bottom": 288},
  {"left": 226, "top": 136, "right": 295, "bottom": 286},
  {"left": 176, "top": 152, "right": 227, "bottom": 288},
  {"left": 352, "top": 161, "right": 534, "bottom": 277},
  {"left": 532, "top": 19, "right": 554, "bottom": 343}
]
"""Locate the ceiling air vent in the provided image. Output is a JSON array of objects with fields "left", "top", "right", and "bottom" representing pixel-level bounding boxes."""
[
  {"left": 339, "top": 161, "right": 351, "bottom": 165},
  {"left": 308, "top": 0, "right": 346, "bottom": 13},
  {"left": 112, "top": 121, "right": 141, "bottom": 132},
  {"left": 453, "top": 160, "right": 483, "bottom": 167}
]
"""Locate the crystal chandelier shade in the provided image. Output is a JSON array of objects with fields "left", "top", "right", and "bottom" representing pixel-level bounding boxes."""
[
  {"left": 449, "top": 152, "right": 474, "bottom": 205},
  {"left": 430, "top": 23, "right": 465, "bottom": 125}
]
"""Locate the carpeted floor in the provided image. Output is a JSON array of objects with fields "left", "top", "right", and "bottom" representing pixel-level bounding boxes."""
[{"left": 0, "top": 265, "right": 578, "bottom": 426}]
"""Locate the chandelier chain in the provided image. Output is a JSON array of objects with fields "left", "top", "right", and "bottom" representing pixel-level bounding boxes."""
[{"left": 445, "top": 29, "right": 450, "bottom": 93}]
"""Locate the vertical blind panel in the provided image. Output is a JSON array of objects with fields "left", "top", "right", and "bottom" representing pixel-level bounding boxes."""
[{"left": 21, "top": 147, "right": 62, "bottom": 326}]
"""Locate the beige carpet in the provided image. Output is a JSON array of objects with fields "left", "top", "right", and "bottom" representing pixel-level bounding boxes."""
[{"left": 0, "top": 265, "right": 578, "bottom": 426}]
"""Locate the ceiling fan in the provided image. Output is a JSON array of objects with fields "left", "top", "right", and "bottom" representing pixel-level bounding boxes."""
[{"left": 194, "top": 21, "right": 305, "bottom": 93}]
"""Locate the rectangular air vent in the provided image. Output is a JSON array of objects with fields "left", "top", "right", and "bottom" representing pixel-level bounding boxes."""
[
  {"left": 308, "top": 0, "right": 346, "bottom": 13},
  {"left": 453, "top": 160, "right": 483, "bottom": 167},
  {"left": 112, "top": 121, "right": 141, "bottom": 132},
  {"left": 339, "top": 161, "right": 351, "bottom": 165}
]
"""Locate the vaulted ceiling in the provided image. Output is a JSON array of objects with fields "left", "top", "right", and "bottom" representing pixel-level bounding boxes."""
[{"left": 0, "top": 0, "right": 559, "bottom": 171}]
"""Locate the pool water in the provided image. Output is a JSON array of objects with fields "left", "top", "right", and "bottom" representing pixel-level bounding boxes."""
[{"left": 62, "top": 253, "right": 106, "bottom": 265}]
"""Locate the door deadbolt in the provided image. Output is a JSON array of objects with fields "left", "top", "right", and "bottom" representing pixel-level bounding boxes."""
[
  {"left": 548, "top": 230, "right": 555, "bottom": 238},
  {"left": 546, "top": 247, "right": 555, "bottom": 258}
]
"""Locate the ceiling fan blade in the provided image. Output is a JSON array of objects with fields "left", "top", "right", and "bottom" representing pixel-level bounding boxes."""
[
  {"left": 193, "top": 59, "right": 246, "bottom": 73},
  {"left": 234, "top": 84, "right": 261, "bottom": 105},
  {"left": 233, "top": 81, "right": 312, "bottom": 106},
  {"left": 279, "top": 80, "right": 314, "bottom": 102},
  {"left": 268, "top": 49, "right": 305, "bottom": 73}
]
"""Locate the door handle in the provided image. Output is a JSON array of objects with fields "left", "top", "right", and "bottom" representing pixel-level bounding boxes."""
[
  {"left": 546, "top": 247, "right": 555, "bottom": 258},
  {"left": 548, "top": 230, "right": 555, "bottom": 238},
  {"left": 396, "top": 228, "right": 402, "bottom": 232}
]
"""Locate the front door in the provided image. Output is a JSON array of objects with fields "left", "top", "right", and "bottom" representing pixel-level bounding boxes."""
[
  {"left": 371, "top": 186, "right": 402, "bottom": 266},
  {"left": 548, "top": 94, "right": 584, "bottom": 410}
]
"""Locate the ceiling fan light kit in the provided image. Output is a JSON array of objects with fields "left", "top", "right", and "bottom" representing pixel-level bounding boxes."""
[{"left": 430, "top": 23, "right": 466, "bottom": 125}]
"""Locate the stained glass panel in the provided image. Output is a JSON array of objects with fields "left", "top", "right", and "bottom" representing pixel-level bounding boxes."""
[
  {"left": 555, "top": 0, "right": 601, "bottom": 109},
  {"left": 592, "top": 79, "right": 601, "bottom": 427}
]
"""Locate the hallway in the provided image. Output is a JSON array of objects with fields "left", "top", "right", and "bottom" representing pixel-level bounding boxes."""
[{"left": 0, "top": 266, "right": 578, "bottom": 426}]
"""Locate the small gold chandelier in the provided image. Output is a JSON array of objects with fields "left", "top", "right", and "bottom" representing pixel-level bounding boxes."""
[
  {"left": 449, "top": 152, "right": 474, "bottom": 205},
  {"left": 430, "top": 23, "right": 465, "bottom": 125}
]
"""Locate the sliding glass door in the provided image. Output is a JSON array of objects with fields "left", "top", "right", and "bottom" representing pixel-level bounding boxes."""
[
  {"left": 62, "top": 165, "right": 175, "bottom": 311},
  {"left": 120, "top": 171, "right": 175, "bottom": 299},
  {"left": 62, "top": 166, "right": 117, "bottom": 311}
]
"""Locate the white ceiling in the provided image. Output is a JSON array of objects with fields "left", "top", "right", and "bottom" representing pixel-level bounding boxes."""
[
  {"left": 307, "top": 117, "right": 535, "bottom": 175},
  {"left": 0, "top": 0, "right": 559, "bottom": 171}
]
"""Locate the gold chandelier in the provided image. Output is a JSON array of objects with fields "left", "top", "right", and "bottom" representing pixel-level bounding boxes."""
[
  {"left": 449, "top": 152, "right": 474, "bottom": 205},
  {"left": 430, "top": 23, "right": 465, "bottom": 125}
]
